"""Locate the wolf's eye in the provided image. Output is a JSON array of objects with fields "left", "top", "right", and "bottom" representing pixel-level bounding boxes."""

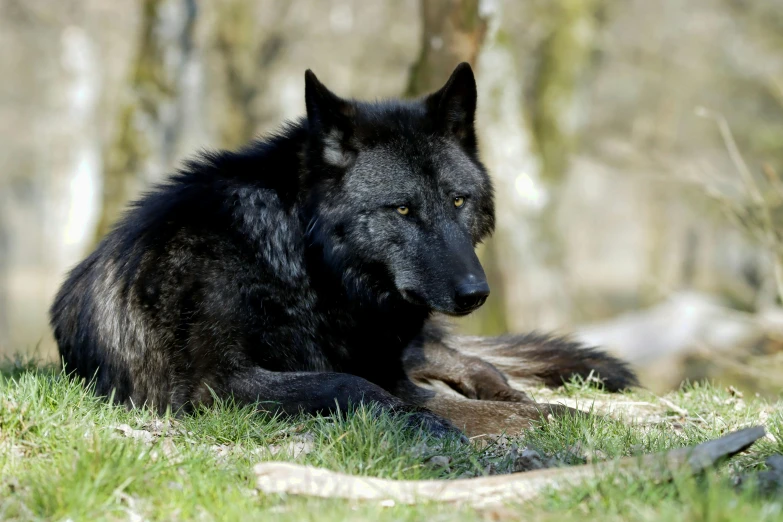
[
  {"left": 396, "top": 205, "right": 410, "bottom": 216},
  {"left": 454, "top": 196, "right": 465, "bottom": 208}
]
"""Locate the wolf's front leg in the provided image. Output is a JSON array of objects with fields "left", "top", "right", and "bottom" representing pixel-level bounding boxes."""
[
  {"left": 411, "top": 321, "right": 639, "bottom": 393},
  {"left": 402, "top": 339, "right": 533, "bottom": 403},
  {"left": 224, "top": 367, "right": 462, "bottom": 438},
  {"left": 395, "top": 379, "right": 585, "bottom": 437}
]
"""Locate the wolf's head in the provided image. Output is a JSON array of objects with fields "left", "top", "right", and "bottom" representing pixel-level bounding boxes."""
[{"left": 302, "top": 63, "right": 494, "bottom": 316}]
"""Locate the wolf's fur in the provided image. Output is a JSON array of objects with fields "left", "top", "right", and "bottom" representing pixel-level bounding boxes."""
[{"left": 50, "top": 63, "right": 637, "bottom": 437}]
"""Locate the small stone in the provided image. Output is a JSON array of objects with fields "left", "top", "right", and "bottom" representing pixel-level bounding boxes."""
[
  {"left": 426, "top": 455, "right": 451, "bottom": 472},
  {"left": 5, "top": 477, "right": 19, "bottom": 493},
  {"left": 565, "top": 442, "right": 587, "bottom": 460},
  {"left": 659, "top": 398, "right": 688, "bottom": 417},
  {"left": 734, "top": 453, "right": 783, "bottom": 496},
  {"left": 160, "top": 438, "right": 179, "bottom": 460},
  {"left": 766, "top": 454, "right": 783, "bottom": 472},
  {"left": 515, "top": 448, "right": 546, "bottom": 471},
  {"left": 409, "top": 441, "right": 439, "bottom": 459},
  {"left": 726, "top": 386, "right": 743, "bottom": 398},
  {"left": 211, "top": 444, "right": 232, "bottom": 460},
  {"left": 115, "top": 424, "right": 155, "bottom": 443},
  {"left": 263, "top": 433, "right": 315, "bottom": 458}
]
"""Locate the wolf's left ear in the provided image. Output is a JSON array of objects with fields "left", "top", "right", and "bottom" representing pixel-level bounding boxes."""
[{"left": 426, "top": 62, "right": 478, "bottom": 147}]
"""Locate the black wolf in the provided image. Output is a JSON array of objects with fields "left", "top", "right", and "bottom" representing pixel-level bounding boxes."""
[{"left": 50, "top": 63, "right": 637, "bottom": 437}]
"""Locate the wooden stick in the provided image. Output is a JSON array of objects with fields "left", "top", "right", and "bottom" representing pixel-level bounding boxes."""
[{"left": 254, "top": 426, "right": 765, "bottom": 508}]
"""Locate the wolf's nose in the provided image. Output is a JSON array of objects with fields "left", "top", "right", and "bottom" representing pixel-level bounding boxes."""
[{"left": 454, "top": 277, "right": 490, "bottom": 313}]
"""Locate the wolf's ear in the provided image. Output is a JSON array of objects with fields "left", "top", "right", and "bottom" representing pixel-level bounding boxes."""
[
  {"left": 304, "top": 70, "right": 354, "bottom": 133},
  {"left": 304, "top": 70, "right": 356, "bottom": 168},
  {"left": 426, "top": 62, "right": 478, "bottom": 146}
]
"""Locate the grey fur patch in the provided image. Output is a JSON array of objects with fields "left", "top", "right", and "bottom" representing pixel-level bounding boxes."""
[
  {"left": 90, "top": 256, "right": 170, "bottom": 409},
  {"left": 322, "top": 129, "right": 355, "bottom": 168}
]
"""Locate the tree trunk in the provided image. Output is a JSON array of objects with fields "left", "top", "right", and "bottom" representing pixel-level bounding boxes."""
[
  {"left": 527, "top": 0, "right": 605, "bottom": 327},
  {"left": 532, "top": 0, "right": 603, "bottom": 184},
  {"left": 206, "top": 0, "right": 289, "bottom": 149},
  {"left": 405, "top": 0, "right": 487, "bottom": 97},
  {"left": 405, "top": 0, "right": 505, "bottom": 334},
  {"left": 0, "top": 221, "right": 7, "bottom": 351},
  {"left": 474, "top": 1, "right": 606, "bottom": 332},
  {"left": 210, "top": 0, "right": 263, "bottom": 149},
  {"left": 94, "top": 0, "right": 197, "bottom": 241}
]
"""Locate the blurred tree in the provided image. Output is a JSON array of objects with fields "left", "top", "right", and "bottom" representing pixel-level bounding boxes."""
[
  {"left": 469, "top": 1, "right": 608, "bottom": 333},
  {"left": 405, "top": 0, "right": 509, "bottom": 334},
  {"left": 523, "top": 0, "right": 606, "bottom": 325},
  {"left": 405, "top": 0, "right": 486, "bottom": 97},
  {"left": 207, "top": 1, "right": 289, "bottom": 149},
  {"left": 94, "top": 0, "right": 197, "bottom": 241},
  {"left": 531, "top": 0, "right": 606, "bottom": 183},
  {"left": 406, "top": 0, "right": 608, "bottom": 334},
  {"left": 0, "top": 221, "right": 6, "bottom": 350}
]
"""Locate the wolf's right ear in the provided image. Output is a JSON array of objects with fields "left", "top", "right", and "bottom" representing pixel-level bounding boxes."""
[
  {"left": 304, "top": 70, "right": 354, "bottom": 134},
  {"left": 426, "top": 63, "right": 478, "bottom": 148}
]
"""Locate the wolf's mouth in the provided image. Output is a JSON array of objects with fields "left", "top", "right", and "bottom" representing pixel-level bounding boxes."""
[
  {"left": 399, "top": 289, "right": 427, "bottom": 306},
  {"left": 440, "top": 306, "right": 482, "bottom": 317},
  {"left": 399, "top": 289, "right": 487, "bottom": 316}
]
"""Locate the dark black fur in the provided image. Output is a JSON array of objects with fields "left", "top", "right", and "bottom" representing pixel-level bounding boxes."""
[{"left": 51, "top": 63, "right": 637, "bottom": 437}]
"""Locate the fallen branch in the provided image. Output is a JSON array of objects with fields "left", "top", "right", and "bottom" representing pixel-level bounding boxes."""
[{"left": 254, "top": 426, "right": 765, "bottom": 508}]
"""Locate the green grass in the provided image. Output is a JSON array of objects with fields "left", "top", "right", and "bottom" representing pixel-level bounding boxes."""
[{"left": 1, "top": 358, "right": 782, "bottom": 521}]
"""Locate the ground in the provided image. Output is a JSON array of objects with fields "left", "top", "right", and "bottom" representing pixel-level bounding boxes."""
[{"left": 1, "top": 357, "right": 782, "bottom": 521}]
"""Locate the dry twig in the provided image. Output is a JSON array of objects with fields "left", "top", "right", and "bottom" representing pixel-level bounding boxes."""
[{"left": 255, "top": 426, "right": 765, "bottom": 508}]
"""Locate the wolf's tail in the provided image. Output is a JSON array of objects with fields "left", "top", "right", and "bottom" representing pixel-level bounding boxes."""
[{"left": 450, "top": 332, "right": 639, "bottom": 391}]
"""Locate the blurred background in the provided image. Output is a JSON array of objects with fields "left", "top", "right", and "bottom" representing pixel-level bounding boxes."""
[{"left": 1, "top": 0, "right": 783, "bottom": 396}]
